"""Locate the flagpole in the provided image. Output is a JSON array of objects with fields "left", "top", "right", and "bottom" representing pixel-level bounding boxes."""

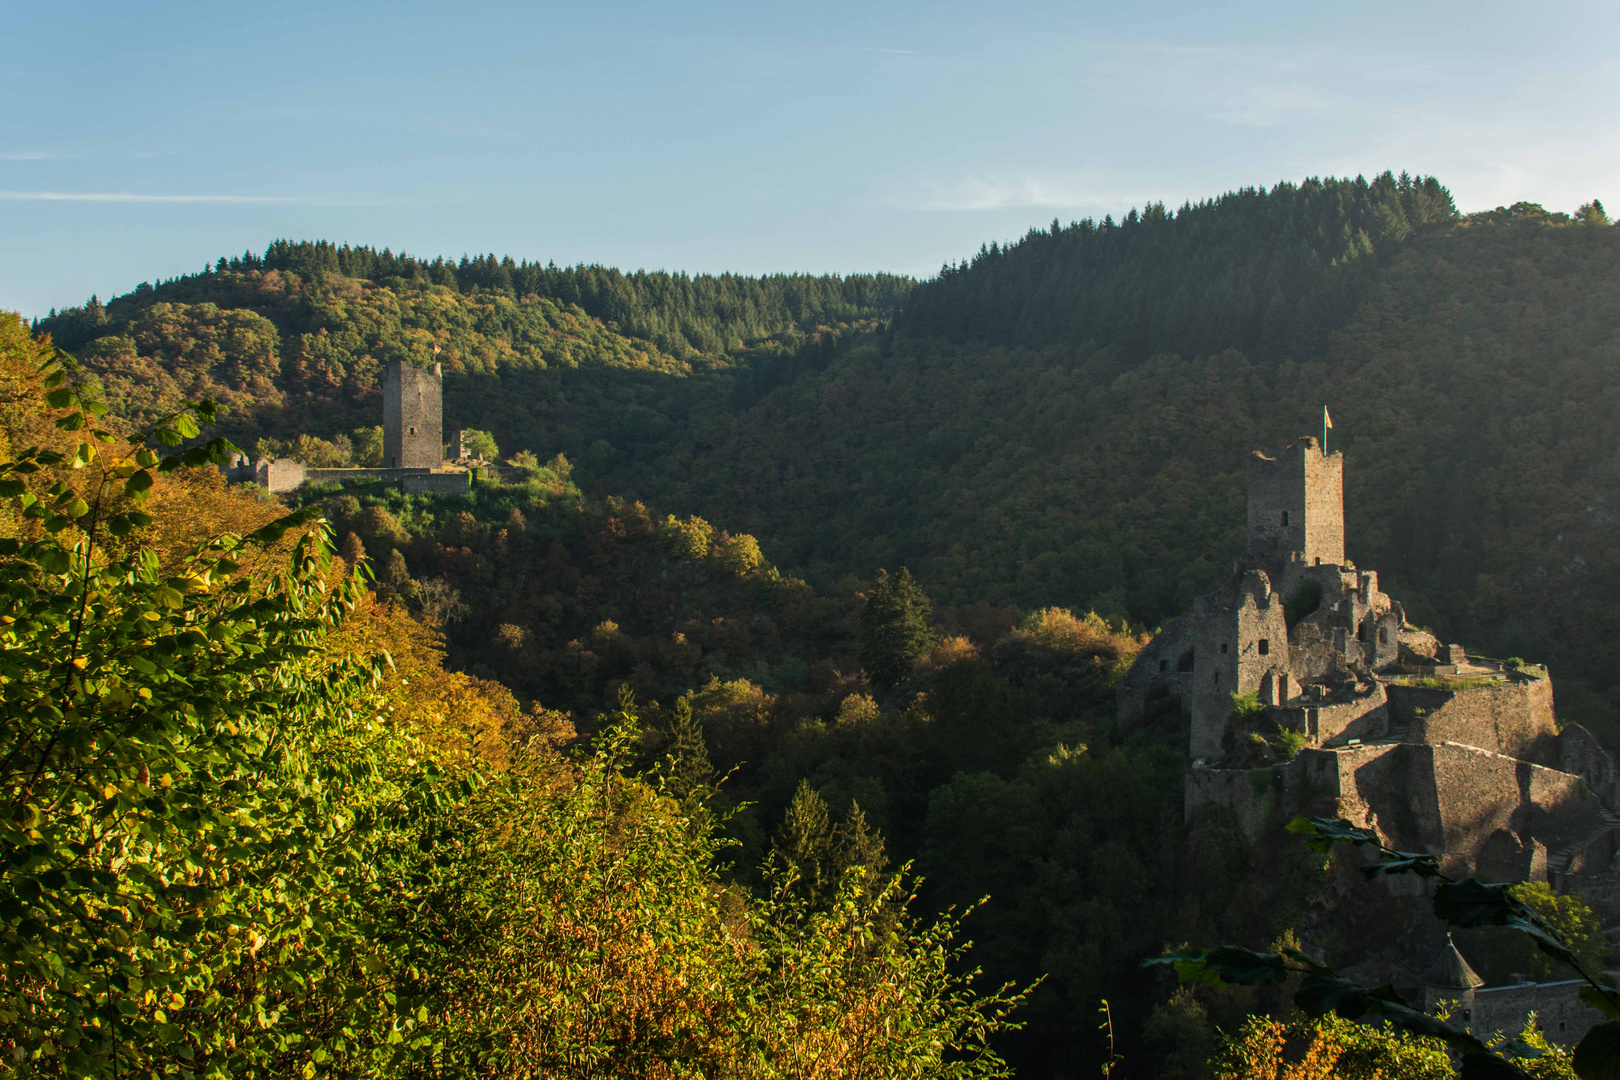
[{"left": 1323, "top": 407, "right": 1328, "bottom": 456}]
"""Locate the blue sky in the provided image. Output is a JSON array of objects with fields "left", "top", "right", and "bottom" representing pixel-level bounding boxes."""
[{"left": 3, "top": 0, "right": 1615, "bottom": 317}]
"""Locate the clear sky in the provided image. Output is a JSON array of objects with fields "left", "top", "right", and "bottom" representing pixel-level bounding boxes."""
[{"left": 3, "top": 0, "right": 1615, "bottom": 318}]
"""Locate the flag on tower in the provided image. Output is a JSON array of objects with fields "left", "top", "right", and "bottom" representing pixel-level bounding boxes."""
[{"left": 1324, "top": 406, "right": 1333, "bottom": 429}]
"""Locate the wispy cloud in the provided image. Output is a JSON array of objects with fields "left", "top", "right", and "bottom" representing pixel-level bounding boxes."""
[
  {"left": 845, "top": 46, "right": 917, "bottom": 56},
  {"left": 0, "top": 190, "right": 304, "bottom": 204},
  {"left": 0, "top": 150, "right": 61, "bottom": 161},
  {"left": 905, "top": 174, "right": 1136, "bottom": 213}
]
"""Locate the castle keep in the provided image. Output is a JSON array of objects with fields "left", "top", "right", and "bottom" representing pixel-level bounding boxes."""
[
  {"left": 383, "top": 361, "right": 444, "bottom": 470},
  {"left": 1119, "top": 436, "right": 1620, "bottom": 1041}
]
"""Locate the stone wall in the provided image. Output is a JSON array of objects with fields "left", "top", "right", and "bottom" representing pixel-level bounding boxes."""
[
  {"left": 403, "top": 471, "right": 471, "bottom": 495},
  {"left": 1294, "top": 685, "right": 1388, "bottom": 746},
  {"left": 1186, "top": 572, "right": 1291, "bottom": 759},
  {"left": 1559, "top": 724, "right": 1620, "bottom": 810},
  {"left": 255, "top": 458, "right": 306, "bottom": 493},
  {"left": 303, "top": 467, "right": 429, "bottom": 485},
  {"left": 1434, "top": 979, "right": 1607, "bottom": 1047},
  {"left": 1388, "top": 678, "right": 1557, "bottom": 762},
  {"left": 1301, "top": 440, "right": 1344, "bottom": 567},
  {"left": 1246, "top": 436, "right": 1343, "bottom": 567},
  {"left": 1184, "top": 748, "right": 1350, "bottom": 840},
  {"left": 383, "top": 361, "right": 443, "bottom": 470},
  {"left": 1188, "top": 741, "right": 1606, "bottom": 880}
]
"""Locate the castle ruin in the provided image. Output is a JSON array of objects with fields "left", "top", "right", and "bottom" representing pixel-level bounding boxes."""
[
  {"left": 228, "top": 360, "right": 516, "bottom": 495},
  {"left": 1119, "top": 436, "right": 1620, "bottom": 1034}
]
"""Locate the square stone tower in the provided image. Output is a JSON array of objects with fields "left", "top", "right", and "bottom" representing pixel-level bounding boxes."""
[
  {"left": 1246, "top": 436, "right": 1344, "bottom": 568},
  {"left": 383, "top": 361, "right": 443, "bottom": 470}
]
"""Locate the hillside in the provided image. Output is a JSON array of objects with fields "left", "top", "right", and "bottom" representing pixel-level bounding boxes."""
[
  {"left": 35, "top": 175, "right": 1620, "bottom": 734},
  {"left": 36, "top": 246, "right": 910, "bottom": 457}
]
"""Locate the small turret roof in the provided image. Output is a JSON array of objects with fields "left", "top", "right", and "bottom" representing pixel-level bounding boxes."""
[{"left": 1426, "top": 935, "right": 1483, "bottom": 989}]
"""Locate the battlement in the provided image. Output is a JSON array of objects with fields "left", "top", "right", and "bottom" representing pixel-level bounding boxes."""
[{"left": 1247, "top": 436, "right": 1344, "bottom": 568}]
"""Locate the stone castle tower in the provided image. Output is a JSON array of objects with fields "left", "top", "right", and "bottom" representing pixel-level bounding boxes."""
[
  {"left": 383, "top": 361, "right": 443, "bottom": 470},
  {"left": 1246, "top": 439, "right": 1344, "bottom": 567},
  {"left": 1118, "top": 436, "right": 1404, "bottom": 759}
]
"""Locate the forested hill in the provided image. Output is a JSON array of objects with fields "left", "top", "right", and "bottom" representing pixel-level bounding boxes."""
[
  {"left": 42, "top": 242, "right": 914, "bottom": 361},
  {"left": 35, "top": 173, "right": 1620, "bottom": 731},
  {"left": 901, "top": 171, "right": 1456, "bottom": 361}
]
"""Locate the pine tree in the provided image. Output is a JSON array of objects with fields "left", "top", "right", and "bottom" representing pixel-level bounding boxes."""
[
  {"left": 773, "top": 780, "right": 834, "bottom": 906},
  {"left": 860, "top": 568, "right": 938, "bottom": 688},
  {"left": 666, "top": 695, "right": 714, "bottom": 802},
  {"left": 833, "top": 800, "right": 890, "bottom": 896}
]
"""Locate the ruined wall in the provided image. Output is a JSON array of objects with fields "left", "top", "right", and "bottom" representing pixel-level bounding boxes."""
[
  {"left": 1116, "top": 615, "right": 1193, "bottom": 724},
  {"left": 255, "top": 458, "right": 307, "bottom": 493},
  {"left": 1189, "top": 572, "right": 1291, "bottom": 759},
  {"left": 1339, "top": 742, "right": 1599, "bottom": 878},
  {"left": 1388, "top": 679, "right": 1557, "bottom": 762},
  {"left": 1184, "top": 748, "right": 1353, "bottom": 839},
  {"left": 1303, "top": 686, "right": 1388, "bottom": 746},
  {"left": 383, "top": 361, "right": 443, "bottom": 470},
  {"left": 302, "top": 467, "right": 430, "bottom": 485}
]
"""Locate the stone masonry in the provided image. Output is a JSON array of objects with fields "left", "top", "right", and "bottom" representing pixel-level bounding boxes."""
[
  {"left": 1119, "top": 434, "right": 1620, "bottom": 1035},
  {"left": 383, "top": 360, "right": 444, "bottom": 470}
]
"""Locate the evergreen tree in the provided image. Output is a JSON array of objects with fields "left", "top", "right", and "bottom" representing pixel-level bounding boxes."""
[
  {"left": 666, "top": 694, "right": 715, "bottom": 802},
  {"left": 860, "top": 568, "right": 938, "bottom": 688},
  {"left": 834, "top": 801, "right": 891, "bottom": 900},
  {"left": 774, "top": 780, "right": 835, "bottom": 907}
]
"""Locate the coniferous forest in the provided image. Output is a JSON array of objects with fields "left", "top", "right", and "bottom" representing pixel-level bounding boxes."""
[{"left": 9, "top": 170, "right": 1620, "bottom": 1077}]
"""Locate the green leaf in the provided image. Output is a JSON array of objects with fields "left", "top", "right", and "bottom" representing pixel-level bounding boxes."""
[
  {"left": 1434, "top": 879, "right": 1577, "bottom": 967},
  {"left": 1286, "top": 815, "right": 1381, "bottom": 854},
  {"left": 1582, "top": 986, "right": 1620, "bottom": 1020},
  {"left": 1576, "top": 1022, "right": 1620, "bottom": 1080},
  {"left": 1143, "top": 946, "right": 1288, "bottom": 987},
  {"left": 124, "top": 471, "right": 154, "bottom": 498},
  {"left": 1362, "top": 853, "right": 1442, "bottom": 879},
  {"left": 45, "top": 387, "right": 76, "bottom": 409}
]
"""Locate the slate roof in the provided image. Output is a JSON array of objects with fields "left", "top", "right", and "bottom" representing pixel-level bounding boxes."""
[{"left": 1426, "top": 935, "right": 1484, "bottom": 989}]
